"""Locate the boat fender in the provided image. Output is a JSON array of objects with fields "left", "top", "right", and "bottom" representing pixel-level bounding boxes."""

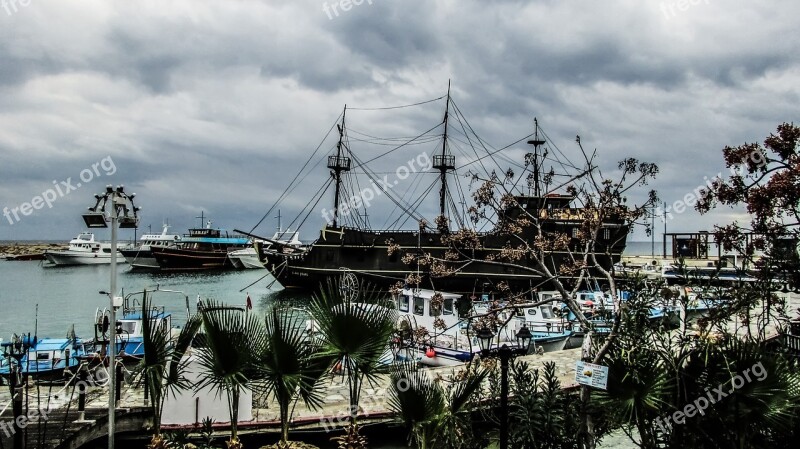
[{"left": 425, "top": 347, "right": 436, "bottom": 358}]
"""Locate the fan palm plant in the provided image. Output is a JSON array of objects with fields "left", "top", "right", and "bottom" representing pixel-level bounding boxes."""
[
  {"left": 671, "top": 336, "right": 800, "bottom": 448},
  {"left": 195, "top": 300, "right": 267, "bottom": 449},
  {"left": 259, "top": 306, "right": 333, "bottom": 448},
  {"left": 135, "top": 291, "right": 202, "bottom": 449},
  {"left": 388, "top": 361, "right": 487, "bottom": 449},
  {"left": 308, "top": 279, "right": 397, "bottom": 447}
]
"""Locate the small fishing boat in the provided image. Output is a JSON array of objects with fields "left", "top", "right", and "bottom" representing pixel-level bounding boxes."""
[
  {"left": 0, "top": 333, "right": 83, "bottom": 383},
  {"left": 513, "top": 302, "right": 575, "bottom": 352},
  {"left": 43, "top": 233, "right": 131, "bottom": 266},
  {"left": 80, "top": 288, "right": 183, "bottom": 366},
  {"left": 120, "top": 224, "right": 182, "bottom": 269},
  {"left": 394, "top": 288, "right": 545, "bottom": 367}
]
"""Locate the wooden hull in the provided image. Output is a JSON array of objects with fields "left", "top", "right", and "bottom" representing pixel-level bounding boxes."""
[
  {"left": 151, "top": 246, "right": 234, "bottom": 271},
  {"left": 262, "top": 222, "right": 628, "bottom": 295}
]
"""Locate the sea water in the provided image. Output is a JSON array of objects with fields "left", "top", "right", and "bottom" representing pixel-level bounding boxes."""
[{"left": 0, "top": 260, "right": 286, "bottom": 340}]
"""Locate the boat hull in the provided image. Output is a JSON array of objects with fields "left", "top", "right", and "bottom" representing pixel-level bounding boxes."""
[
  {"left": 44, "top": 251, "right": 126, "bottom": 266},
  {"left": 151, "top": 246, "right": 235, "bottom": 271},
  {"left": 261, "top": 223, "right": 628, "bottom": 295},
  {"left": 534, "top": 332, "right": 571, "bottom": 352},
  {"left": 120, "top": 248, "right": 160, "bottom": 269}
]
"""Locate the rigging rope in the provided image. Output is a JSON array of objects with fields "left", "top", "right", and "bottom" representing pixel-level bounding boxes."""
[
  {"left": 248, "top": 111, "right": 343, "bottom": 233},
  {"left": 347, "top": 95, "right": 446, "bottom": 111}
]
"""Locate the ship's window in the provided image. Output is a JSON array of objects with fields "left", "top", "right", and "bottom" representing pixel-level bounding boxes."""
[
  {"left": 37, "top": 352, "right": 49, "bottom": 360},
  {"left": 389, "top": 252, "right": 398, "bottom": 263},
  {"left": 527, "top": 308, "right": 537, "bottom": 316},
  {"left": 603, "top": 228, "right": 611, "bottom": 240},
  {"left": 443, "top": 298, "right": 454, "bottom": 315},
  {"left": 103, "top": 248, "right": 111, "bottom": 253},
  {"left": 413, "top": 297, "right": 425, "bottom": 316},
  {"left": 572, "top": 228, "right": 579, "bottom": 238},
  {"left": 119, "top": 322, "right": 137, "bottom": 334},
  {"left": 399, "top": 295, "right": 410, "bottom": 312},
  {"left": 541, "top": 306, "right": 553, "bottom": 319},
  {"left": 326, "top": 250, "right": 334, "bottom": 262}
]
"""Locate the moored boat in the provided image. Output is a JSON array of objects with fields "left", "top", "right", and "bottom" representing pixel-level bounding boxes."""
[
  {"left": 229, "top": 230, "right": 303, "bottom": 270},
  {"left": 43, "top": 233, "right": 131, "bottom": 266},
  {"left": 120, "top": 224, "right": 182, "bottom": 270},
  {"left": 151, "top": 222, "right": 249, "bottom": 271},
  {"left": 80, "top": 288, "right": 181, "bottom": 366},
  {"left": 0, "top": 333, "right": 84, "bottom": 383},
  {"left": 253, "top": 97, "right": 628, "bottom": 296},
  {"left": 394, "top": 288, "right": 550, "bottom": 367}
]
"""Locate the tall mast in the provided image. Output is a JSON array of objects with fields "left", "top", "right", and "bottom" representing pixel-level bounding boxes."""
[
  {"left": 527, "top": 118, "right": 546, "bottom": 197},
  {"left": 328, "top": 105, "right": 351, "bottom": 228},
  {"left": 433, "top": 81, "right": 455, "bottom": 221}
]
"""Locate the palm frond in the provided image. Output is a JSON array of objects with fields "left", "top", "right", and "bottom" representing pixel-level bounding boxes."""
[{"left": 194, "top": 300, "right": 266, "bottom": 396}]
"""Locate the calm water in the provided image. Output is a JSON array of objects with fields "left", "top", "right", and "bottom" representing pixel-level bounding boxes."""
[{"left": 0, "top": 260, "right": 287, "bottom": 340}]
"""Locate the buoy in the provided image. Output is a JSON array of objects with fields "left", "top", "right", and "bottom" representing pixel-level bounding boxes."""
[{"left": 425, "top": 347, "right": 436, "bottom": 358}]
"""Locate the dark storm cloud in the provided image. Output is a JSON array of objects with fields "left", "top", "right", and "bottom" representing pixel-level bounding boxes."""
[{"left": 0, "top": 0, "right": 798, "bottom": 241}]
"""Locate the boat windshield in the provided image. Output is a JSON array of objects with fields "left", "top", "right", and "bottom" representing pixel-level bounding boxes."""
[{"left": 398, "top": 295, "right": 410, "bottom": 312}]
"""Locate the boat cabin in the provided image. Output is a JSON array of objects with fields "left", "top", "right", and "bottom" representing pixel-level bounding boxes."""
[{"left": 394, "top": 288, "right": 463, "bottom": 334}]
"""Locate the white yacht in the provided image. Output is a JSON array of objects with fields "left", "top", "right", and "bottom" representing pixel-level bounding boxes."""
[
  {"left": 120, "top": 224, "right": 181, "bottom": 269},
  {"left": 44, "top": 233, "right": 131, "bottom": 266}
]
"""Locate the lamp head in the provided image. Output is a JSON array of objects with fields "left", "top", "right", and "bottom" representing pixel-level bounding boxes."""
[
  {"left": 516, "top": 325, "right": 533, "bottom": 354},
  {"left": 476, "top": 327, "right": 495, "bottom": 352}
]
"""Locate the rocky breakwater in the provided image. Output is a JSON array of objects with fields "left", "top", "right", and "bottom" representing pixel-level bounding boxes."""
[{"left": 0, "top": 242, "right": 64, "bottom": 260}]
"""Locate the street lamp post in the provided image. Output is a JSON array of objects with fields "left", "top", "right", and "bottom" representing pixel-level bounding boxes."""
[
  {"left": 477, "top": 325, "right": 533, "bottom": 449},
  {"left": 2, "top": 334, "right": 32, "bottom": 449},
  {"left": 82, "top": 185, "right": 139, "bottom": 449}
]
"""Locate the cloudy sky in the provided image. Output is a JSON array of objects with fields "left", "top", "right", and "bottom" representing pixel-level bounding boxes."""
[{"left": 0, "top": 0, "right": 797, "bottom": 245}]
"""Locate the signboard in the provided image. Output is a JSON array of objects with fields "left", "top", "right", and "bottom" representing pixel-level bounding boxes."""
[{"left": 575, "top": 361, "right": 609, "bottom": 390}]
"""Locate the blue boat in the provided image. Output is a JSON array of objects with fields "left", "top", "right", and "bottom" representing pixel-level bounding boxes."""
[
  {"left": 1, "top": 334, "right": 83, "bottom": 383},
  {"left": 81, "top": 288, "right": 181, "bottom": 366}
]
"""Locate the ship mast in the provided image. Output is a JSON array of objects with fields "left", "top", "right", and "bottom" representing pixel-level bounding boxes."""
[
  {"left": 526, "top": 118, "right": 547, "bottom": 197},
  {"left": 433, "top": 81, "right": 455, "bottom": 221},
  {"left": 328, "top": 105, "right": 351, "bottom": 228}
]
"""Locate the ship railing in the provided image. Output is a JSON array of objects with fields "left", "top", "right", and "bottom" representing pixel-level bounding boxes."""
[{"left": 782, "top": 334, "right": 800, "bottom": 353}]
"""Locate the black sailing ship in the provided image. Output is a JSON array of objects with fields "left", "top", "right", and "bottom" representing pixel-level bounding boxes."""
[{"left": 251, "top": 89, "right": 628, "bottom": 296}]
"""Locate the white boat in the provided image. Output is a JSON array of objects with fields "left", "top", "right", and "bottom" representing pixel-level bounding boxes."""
[
  {"left": 229, "top": 229, "right": 303, "bottom": 269},
  {"left": 513, "top": 302, "right": 574, "bottom": 352},
  {"left": 394, "top": 288, "right": 544, "bottom": 367},
  {"left": 44, "top": 233, "right": 131, "bottom": 266},
  {"left": 228, "top": 247, "right": 262, "bottom": 270},
  {"left": 120, "top": 224, "right": 182, "bottom": 269}
]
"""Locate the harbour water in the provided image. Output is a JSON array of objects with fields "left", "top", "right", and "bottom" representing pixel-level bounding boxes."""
[
  {"left": 0, "top": 241, "right": 745, "bottom": 340},
  {"left": 0, "top": 260, "right": 285, "bottom": 341}
]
